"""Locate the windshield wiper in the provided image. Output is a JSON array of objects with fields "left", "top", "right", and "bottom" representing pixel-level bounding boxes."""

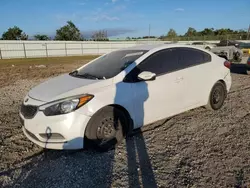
[
  {"left": 80, "top": 73, "right": 100, "bottom": 79},
  {"left": 69, "top": 70, "right": 78, "bottom": 76},
  {"left": 70, "top": 71, "right": 101, "bottom": 80}
]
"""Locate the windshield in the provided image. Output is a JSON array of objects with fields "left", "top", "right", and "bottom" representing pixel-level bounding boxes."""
[{"left": 71, "top": 49, "right": 148, "bottom": 79}]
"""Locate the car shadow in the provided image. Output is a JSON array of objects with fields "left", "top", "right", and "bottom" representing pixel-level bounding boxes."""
[
  {"left": 115, "top": 62, "right": 157, "bottom": 188},
  {"left": 5, "top": 131, "right": 156, "bottom": 188},
  {"left": 5, "top": 62, "right": 157, "bottom": 188},
  {"left": 126, "top": 129, "right": 157, "bottom": 188}
]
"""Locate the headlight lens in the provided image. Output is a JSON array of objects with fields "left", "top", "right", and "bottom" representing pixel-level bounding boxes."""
[
  {"left": 39, "top": 95, "right": 93, "bottom": 116},
  {"left": 60, "top": 100, "right": 78, "bottom": 113}
]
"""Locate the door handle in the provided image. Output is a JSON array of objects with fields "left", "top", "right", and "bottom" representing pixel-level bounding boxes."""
[{"left": 175, "top": 77, "right": 183, "bottom": 83}]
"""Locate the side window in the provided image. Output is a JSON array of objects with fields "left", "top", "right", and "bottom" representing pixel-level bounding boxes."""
[
  {"left": 203, "top": 52, "right": 211, "bottom": 62},
  {"left": 179, "top": 48, "right": 211, "bottom": 69},
  {"left": 124, "top": 48, "right": 179, "bottom": 82}
]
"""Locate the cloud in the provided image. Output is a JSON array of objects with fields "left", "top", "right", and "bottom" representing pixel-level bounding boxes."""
[
  {"left": 76, "top": 0, "right": 88, "bottom": 6},
  {"left": 84, "top": 7, "right": 123, "bottom": 22},
  {"left": 113, "top": 5, "right": 126, "bottom": 11},
  {"left": 175, "top": 8, "right": 184, "bottom": 12},
  {"left": 106, "top": 28, "right": 135, "bottom": 36},
  {"left": 111, "top": 0, "right": 117, "bottom": 3},
  {"left": 82, "top": 28, "right": 135, "bottom": 38},
  {"left": 92, "top": 14, "right": 120, "bottom": 21}
]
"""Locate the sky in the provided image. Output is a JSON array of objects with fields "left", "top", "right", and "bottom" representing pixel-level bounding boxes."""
[{"left": 0, "top": 0, "right": 249, "bottom": 38}]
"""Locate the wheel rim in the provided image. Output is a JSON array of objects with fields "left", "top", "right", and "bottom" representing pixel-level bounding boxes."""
[
  {"left": 211, "top": 84, "right": 225, "bottom": 110},
  {"left": 212, "top": 88, "right": 221, "bottom": 105},
  {"left": 97, "top": 117, "right": 118, "bottom": 142}
]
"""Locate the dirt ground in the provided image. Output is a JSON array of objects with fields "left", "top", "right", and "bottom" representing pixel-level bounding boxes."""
[{"left": 0, "top": 57, "right": 250, "bottom": 188}]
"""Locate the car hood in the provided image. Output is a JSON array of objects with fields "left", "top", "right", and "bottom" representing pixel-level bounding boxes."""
[{"left": 28, "top": 74, "right": 112, "bottom": 102}]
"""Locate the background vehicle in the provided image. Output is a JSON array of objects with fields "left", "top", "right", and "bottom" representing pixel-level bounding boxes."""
[
  {"left": 239, "top": 43, "right": 250, "bottom": 56},
  {"left": 20, "top": 44, "right": 232, "bottom": 151},
  {"left": 247, "top": 56, "right": 250, "bottom": 74},
  {"left": 216, "top": 40, "right": 243, "bottom": 47},
  {"left": 211, "top": 46, "right": 243, "bottom": 62},
  {"left": 191, "top": 42, "right": 216, "bottom": 50}
]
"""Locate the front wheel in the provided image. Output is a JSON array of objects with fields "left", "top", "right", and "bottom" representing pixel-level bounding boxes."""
[
  {"left": 206, "top": 82, "right": 227, "bottom": 110},
  {"left": 84, "top": 106, "right": 128, "bottom": 151}
]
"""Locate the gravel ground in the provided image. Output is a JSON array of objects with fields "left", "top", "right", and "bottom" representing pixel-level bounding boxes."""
[{"left": 0, "top": 58, "right": 250, "bottom": 188}]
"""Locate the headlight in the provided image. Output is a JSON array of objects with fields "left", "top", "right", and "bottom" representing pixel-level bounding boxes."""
[{"left": 39, "top": 95, "right": 94, "bottom": 116}]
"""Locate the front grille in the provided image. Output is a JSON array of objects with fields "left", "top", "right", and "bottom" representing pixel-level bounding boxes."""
[{"left": 21, "top": 104, "right": 38, "bottom": 119}]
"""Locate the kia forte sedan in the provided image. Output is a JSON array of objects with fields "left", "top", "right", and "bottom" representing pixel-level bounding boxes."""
[{"left": 19, "top": 44, "right": 232, "bottom": 151}]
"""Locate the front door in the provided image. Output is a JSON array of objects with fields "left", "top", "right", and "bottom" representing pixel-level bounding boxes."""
[{"left": 124, "top": 48, "right": 186, "bottom": 128}]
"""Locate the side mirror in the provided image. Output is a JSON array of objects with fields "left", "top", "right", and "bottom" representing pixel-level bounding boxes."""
[{"left": 137, "top": 71, "right": 156, "bottom": 81}]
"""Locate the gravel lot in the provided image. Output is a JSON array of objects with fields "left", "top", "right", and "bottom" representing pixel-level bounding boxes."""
[{"left": 0, "top": 58, "right": 250, "bottom": 188}]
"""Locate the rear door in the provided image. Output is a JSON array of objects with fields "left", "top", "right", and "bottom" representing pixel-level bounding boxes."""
[{"left": 177, "top": 47, "right": 214, "bottom": 108}]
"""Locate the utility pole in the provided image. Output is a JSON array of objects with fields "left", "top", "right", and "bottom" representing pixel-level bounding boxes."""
[
  {"left": 247, "top": 24, "right": 250, "bottom": 40},
  {"left": 148, "top": 24, "right": 151, "bottom": 39}
]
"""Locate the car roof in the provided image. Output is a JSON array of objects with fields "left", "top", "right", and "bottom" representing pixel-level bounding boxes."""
[
  {"left": 118, "top": 43, "right": 208, "bottom": 52},
  {"left": 117, "top": 44, "right": 166, "bottom": 51}
]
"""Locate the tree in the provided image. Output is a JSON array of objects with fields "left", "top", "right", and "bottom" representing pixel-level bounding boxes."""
[
  {"left": 55, "top": 21, "right": 83, "bottom": 41},
  {"left": 2, "top": 26, "right": 28, "bottom": 40},
  {"left": 166, "top": 28, "right": 177, "bottom": 39},
  {"left": 199, "top": 28, "right": 214, "bottom": 36},
  {"left": 214, "top": 28, "right": 234, "bottom": 36},
  {"left": 92, "top": 30, "right": 109, "bottom": 41},
  {"left": 34, "top": 34, "right": 50, "bottom": 40},
  {"left": 184, "top": 27, "right": 197, "bottom": 37}
]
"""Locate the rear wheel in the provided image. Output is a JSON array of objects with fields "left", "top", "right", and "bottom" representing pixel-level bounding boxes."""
[
  {"left": 84, "top": 106, "right": 128, "bottom": 151},
  {"left": 205, "top": 46, "right": 211, "bottom": 51},
  {"left": 247, "top": 65, "right": 250, "bottom": 75},
  {"left": 206, "top": 82, "right": 227, "bottom": 110}
]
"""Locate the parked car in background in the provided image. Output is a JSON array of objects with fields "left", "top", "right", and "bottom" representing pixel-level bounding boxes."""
[
  {"left": 239, "top": 43, "right": 250, "bottom": 56},
  {"left": 19, "top": 44, "right": 232, "bottom": 151},
  {"left": 211, "top": 46, "right": 243, "bottom": 62},
  {"left": 247, "top": 56, "right": 250, "bottom": 74},
  {"left": 191, "top": 42, "right": 216, "bottom": 50},
  {"left": 216, "top": 40, "right": 243, "bottom": 48}
]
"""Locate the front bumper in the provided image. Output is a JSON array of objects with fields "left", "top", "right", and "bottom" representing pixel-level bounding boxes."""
[{"left": 20, "top": 110, "right": 91, "bottom": 150}]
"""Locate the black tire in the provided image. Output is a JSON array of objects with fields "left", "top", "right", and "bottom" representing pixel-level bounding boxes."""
[
  {"left": 84, "top": 106, "right": 128, "bottom": 151},
  {"left": 246, "top": 65, "right": 250, "bottom": 75},
  {"left": 233, "top": 51, "right": 241, "bottom": 62},
  {"left": 206, "top": 82, "right": 227, "bottom": 110},
  {"left": 205, "top": 47, "right": 211, "bottom": 51}
]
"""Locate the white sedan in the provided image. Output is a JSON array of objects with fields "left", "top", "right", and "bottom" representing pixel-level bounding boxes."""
[{"left": 19, "top": 44, "right": 232, "bottom": 151}]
